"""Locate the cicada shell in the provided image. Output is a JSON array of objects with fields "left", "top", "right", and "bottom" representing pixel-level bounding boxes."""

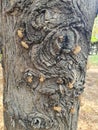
[
  {"left": 73, "top": 45, "right": 81, "bottom": 54},
  {"left": 21, "top": 41, "right": 29, "bottom": 49},
  {"left": 27, "top": 76, "right": 33, "bottom": 83},
  {"left": 39, "top": 75, "right": 45, "bottom": 82},
  {"left": 70, "top": 107, "right": 75, "bottom": 114},
  {"left": 53, "top": 106, "right": 62, "bottom": 112},
  {"left": 17, "top": 29, "right": 24, "bottom": 38}
]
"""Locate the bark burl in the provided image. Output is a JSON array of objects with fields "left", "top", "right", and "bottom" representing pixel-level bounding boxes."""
[{"left": 1, "top": 0, "right": 97, "bottom": 130}]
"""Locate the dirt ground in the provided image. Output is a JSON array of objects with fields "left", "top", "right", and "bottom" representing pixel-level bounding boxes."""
[
  {"left": 78, "top": 68, "right": 98, "bottom": 130},
  {"left": 0, "top": 65, "right": 98, "bottom": 130}
]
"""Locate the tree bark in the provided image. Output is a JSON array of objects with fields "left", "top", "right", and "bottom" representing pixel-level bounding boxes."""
[{"left": 1, "top": 0, "right": 97, "bottom": 130}]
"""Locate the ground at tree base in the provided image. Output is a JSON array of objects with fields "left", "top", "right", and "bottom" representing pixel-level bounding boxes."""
[
  {"left": 78, "top": 68, "right": 98, "bottom": 130},
  {"left": 0, "top": 65, "right": 98, "bottom": 130}
]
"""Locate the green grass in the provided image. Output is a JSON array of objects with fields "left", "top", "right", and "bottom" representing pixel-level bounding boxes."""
[{"left": 88, "top": 54, "right": 98, "bottom": 66}]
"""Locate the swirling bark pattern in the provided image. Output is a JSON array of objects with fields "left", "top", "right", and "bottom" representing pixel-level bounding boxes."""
[{"left": 1, "top": 0, "right": 96, "bottom": 130}]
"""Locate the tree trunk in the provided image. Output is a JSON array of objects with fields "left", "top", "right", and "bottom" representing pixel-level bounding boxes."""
[{"left": 1, "top": 0, "right": 97, "bottom": 130}]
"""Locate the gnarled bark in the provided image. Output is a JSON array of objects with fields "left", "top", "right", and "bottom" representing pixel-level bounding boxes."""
[{"left": 1, "top": 0, "right": 97, "bottom": 130}]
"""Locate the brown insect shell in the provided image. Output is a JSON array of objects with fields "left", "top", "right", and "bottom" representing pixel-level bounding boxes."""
[
  {"left": 53, "top": 106, "right": 62, "bottom": 112},
  {"left": 21, "top": 41, "right": 29, "bottom": 49},
  {"left": 68, "top": 82, "right": 74, "bottom": 89},
  {"left": 39, "top": 74, "right": 45, "bottom": 82},
  {"left": 27, "top": 76, "right": 33, "bottom": 83},
  {"left": 73, "top": 45, "right": 81, "bottom": 54},
  {"left": 17, "top": 29, "right": 24, "bottom": 38},
  {"left": 68, "top": 78, "right": 76, "bottom": 89},
  {"left": 70, "top": 107, "right": 75, "bottom": 114}
]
